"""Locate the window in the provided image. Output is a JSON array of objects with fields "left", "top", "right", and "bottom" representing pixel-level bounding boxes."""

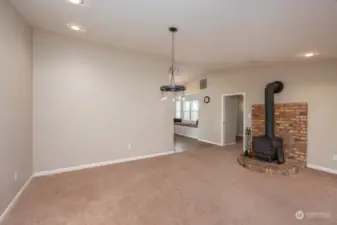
[
  {"left": 183, "top": 101, "right": 191, "bottom": 120},
  {"left": 175, "top": 101, "right": 181, "bottom": 119},
  {"left": 175, "top": 99, "right": 199, "bottom": 122},
  {"left": 191, "top": 100, "right": 199, "bottom": 121}
]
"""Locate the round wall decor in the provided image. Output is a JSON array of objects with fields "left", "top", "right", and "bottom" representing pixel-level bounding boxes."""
[{"left": 204, "top": 96, "right": 211, "bottom": 104}]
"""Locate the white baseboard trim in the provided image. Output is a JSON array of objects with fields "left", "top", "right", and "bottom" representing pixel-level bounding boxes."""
[
  {"left": 225, "top": 141, "right": 237, "bottom": 146},
  {"left": 197, "top": 139, "right": 222, "bottom": 146},
  {"left": 174, "top": 133, "right": 198, "bottom": 140},
  {"left": 0, "top": 176, "right": 33, "bottom": 224},
  {"left": 34, "top": 151, "right": 175, "bottom": 177},
  {"left": 307, "top": 164, "right": 337, "bottom": 175}
]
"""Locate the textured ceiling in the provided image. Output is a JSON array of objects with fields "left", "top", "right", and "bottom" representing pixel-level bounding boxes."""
[{"left": 10, "top": 0, "right": 337, "bottom": 81}]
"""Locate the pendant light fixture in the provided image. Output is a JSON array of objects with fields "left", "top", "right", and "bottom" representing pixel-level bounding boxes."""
[{"left": 160, "top": 26, "right": 186, "bottom": 101}]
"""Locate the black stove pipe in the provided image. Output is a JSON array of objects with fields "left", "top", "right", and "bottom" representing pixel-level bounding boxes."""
[{"left": 265, "top": 81, "right": 284, "bottom": 138}]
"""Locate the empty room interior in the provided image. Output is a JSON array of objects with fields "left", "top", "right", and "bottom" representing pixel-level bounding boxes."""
[{"left": 1, "top": 0, "right": 337, "bottom": 224}]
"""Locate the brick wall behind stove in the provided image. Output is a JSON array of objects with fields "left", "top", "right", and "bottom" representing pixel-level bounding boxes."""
[{"left": 252, "top": 103, "right": 308, "bottom": 164}]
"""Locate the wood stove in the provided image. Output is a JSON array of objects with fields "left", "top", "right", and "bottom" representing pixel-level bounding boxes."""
[{"left": 252, "top": 81, "right": 285, "bottom": 164}]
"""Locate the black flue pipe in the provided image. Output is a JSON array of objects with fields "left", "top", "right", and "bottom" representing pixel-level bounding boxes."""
[{"left": 264, "top": 81, "right": 284, "bottom": 138}]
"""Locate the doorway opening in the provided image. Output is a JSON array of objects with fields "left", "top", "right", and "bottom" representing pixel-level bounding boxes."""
[{"left": 221, "top": 93, "right": 246, "bottom": 151}]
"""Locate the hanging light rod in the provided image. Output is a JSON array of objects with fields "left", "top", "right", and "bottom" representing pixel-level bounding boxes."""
[
  {"left": 169, "top": 26, "right": 178, "bottom": 33},
  {"left": 160, "top": 26, "right": 186, "bottom": 93}
]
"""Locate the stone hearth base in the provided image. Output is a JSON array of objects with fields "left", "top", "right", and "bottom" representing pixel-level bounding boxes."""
[{"left": 237, "top": 154, "right": 299, "bottom": 175}]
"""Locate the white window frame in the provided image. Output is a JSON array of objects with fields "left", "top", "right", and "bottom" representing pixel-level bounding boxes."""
[
  {"left": 190, "top": 100, "right": 199, "bottom": 121},
  {"left": 175, "top": 101, "right": 182, "bottom": 119},
  {"left": 175, "top": 99, "right": 199, "bottom": 122}
]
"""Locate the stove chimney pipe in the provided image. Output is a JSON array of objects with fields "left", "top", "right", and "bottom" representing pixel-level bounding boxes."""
[{"left": 265, "top": 81, "right": 284, "bottom": 138}]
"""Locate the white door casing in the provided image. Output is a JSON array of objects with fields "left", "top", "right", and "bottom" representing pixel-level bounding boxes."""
[
  {"left": 221, "top": 92, "right": 246, "bottom": 151},
  {"left": 224, "top": 96, "right": 238, "bottom": 145}
]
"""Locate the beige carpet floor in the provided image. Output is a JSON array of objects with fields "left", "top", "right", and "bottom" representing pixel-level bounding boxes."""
[{"left": 3, "top": 136, "right": 337, "bottom": 225}]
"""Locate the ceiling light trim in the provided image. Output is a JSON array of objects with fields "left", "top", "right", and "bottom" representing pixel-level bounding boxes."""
[
  {"left": 299, "top": 51, "right": 320, "bottom": 58},
  {"left": 67, "top": 24, "right": 85, "bottom": 32},
  {"left": 67, "top": 0, "right": 84, "bottom": 5}
]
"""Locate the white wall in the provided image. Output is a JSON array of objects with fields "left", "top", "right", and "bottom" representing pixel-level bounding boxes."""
[
  {"left": 187, "top": 60, "right": 337, "bottom": 170},
  {"left": 33, "top": 30, "right": 174, "bottom": 172},
  {"left": 174, "top": 125, "right": 199, "bottom": 139},
  {"left": 0, "top": 0, "right": 33, "bottom": 216}
]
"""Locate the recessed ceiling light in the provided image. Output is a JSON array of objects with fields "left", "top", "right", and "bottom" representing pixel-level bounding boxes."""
[
  {"left": 301, "top": 51, "right": 319, "bottom": 58},
  {"left": 68, "top": 0, "right": 84, "bottom": 5},
  {"left": 67, "top": 24, "right": 84, "bottom": 32}
]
